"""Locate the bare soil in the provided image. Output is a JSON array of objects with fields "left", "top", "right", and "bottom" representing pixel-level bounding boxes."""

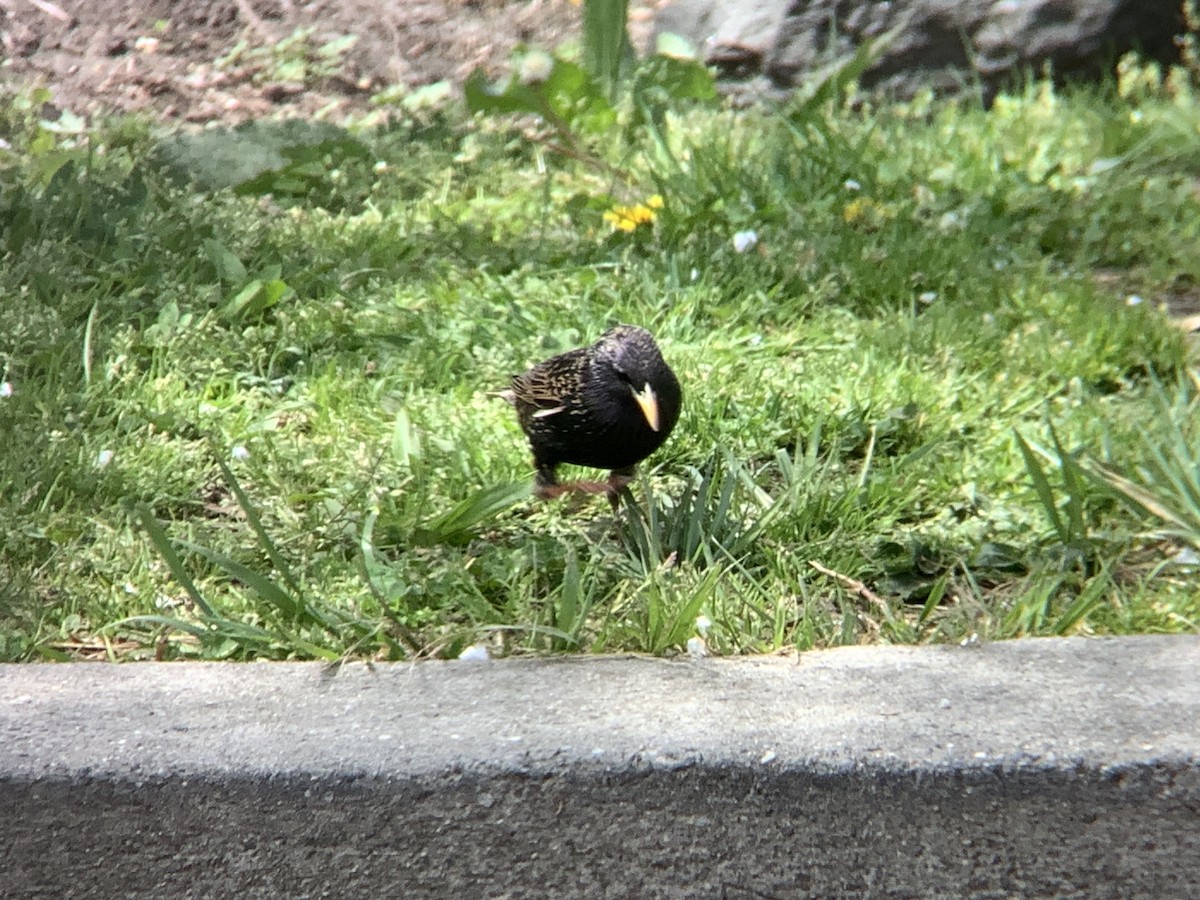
[{"left": 0, "top": 0, "right": 637, "bottom": 124}]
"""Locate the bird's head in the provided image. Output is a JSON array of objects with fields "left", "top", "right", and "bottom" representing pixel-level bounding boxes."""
[{"left": 591, "top": 325, "right": 681, "bottom": 433}]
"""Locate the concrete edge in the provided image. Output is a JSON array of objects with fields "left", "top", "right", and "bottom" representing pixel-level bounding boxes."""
[{"left": 3, "top": 635, "right": 1199, "bottom": 897}]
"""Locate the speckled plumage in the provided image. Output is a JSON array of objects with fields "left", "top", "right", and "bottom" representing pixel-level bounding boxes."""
[{"left": 505, "top": 325, "right": 682, "bottom": 497}]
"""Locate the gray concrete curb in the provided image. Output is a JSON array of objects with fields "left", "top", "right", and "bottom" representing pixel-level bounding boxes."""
[{"left": 3, "top": 635, "right": 1199, "bottom": 897}]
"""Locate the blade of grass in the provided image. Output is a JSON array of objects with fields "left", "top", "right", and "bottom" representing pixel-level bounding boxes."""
[
  {"left": 212, "top": 448, "right": 304, "bottom": 598},
  {"left": 1050, "top": 426, "right": 1087, "bottom": 543},
  {"left": 553, "top": 546, "right": 590, "bottom": 649},
  {"left": 916, "top": 574, "right": 948, "bottom": 630},
  {"left": 130, "top": 502, "right": 217, "bottom": 618},
  {"left": 177, "top": 539, "right": 302, "bottom": 620},
  {"left": 1014, "top": 430, "right": 1068, "bottom": 544},
  {"left": 418, "top": 481, "right": 530, "bottom": 545},
  {"left": 1051, "top": 568, "right": 1112, "bottom": 634}
]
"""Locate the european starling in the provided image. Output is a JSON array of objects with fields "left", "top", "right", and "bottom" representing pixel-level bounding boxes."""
[{"left": 503, "top": 325, "right": 682, "bottom": 499}]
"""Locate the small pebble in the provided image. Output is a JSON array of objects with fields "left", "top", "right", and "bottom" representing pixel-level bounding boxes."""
[{"left": 457, "top": 643, "right": 491, "bottom": 662}]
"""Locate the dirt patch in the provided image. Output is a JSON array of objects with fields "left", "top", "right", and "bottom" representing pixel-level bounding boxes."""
[{"left": 0, "top": 0, "right": 638, "bottom": 124}]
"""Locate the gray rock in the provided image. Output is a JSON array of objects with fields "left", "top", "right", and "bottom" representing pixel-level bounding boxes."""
[{"left": 655, "top": 0, "right": 1185, "bottom": 99}]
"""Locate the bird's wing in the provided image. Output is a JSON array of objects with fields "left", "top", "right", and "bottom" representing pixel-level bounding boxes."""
[{"left": 509, "top": 348, "right": 588, "bottom": 414}]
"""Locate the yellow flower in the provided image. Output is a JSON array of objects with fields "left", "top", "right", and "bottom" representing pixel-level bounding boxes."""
[
  {"left": 603, "top": 195, "right": 662, "bottom": 233},
  {"left": 842, "top": 196, "right": 894, "bottom": 230}
]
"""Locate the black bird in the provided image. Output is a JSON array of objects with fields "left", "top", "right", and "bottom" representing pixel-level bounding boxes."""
[{"left": 502, "top": 325, "right": 682, "bottom": 500}]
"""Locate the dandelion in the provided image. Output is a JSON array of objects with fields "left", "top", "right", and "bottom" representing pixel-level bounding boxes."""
[
  {"left": 731, "top": 230, "right": 758, "bottom": 253},
  {"left": 843, "top": 198, "right": 867, "bottom": 223},
  {"left": 603, "top": 194, "right": 662, "bottom": 233},
  {"left": 842, "top": 196, "right": 893, "bottom": 229},
  {"left": 518, "top": 50, "right": 554, "bottom": 85}
]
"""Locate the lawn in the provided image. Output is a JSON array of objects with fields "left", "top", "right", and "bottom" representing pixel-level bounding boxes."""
[{"left": 2, "top": 48, "right": 1199, "bottom": 661}]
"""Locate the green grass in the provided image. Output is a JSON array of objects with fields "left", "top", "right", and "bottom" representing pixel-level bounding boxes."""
[{"left": 2, "top": 59, "right": 1200, "bottom": 662}]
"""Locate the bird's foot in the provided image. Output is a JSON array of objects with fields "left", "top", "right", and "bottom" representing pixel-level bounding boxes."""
[
  {"left": 606, "top": 472, "right": 633, "bottom": 493},
  {"left": 605, "top": 472, "right": 634, "bottom": 512},
  {"left": 534, "top": 475, "right": 635, "bottom": 513},
  {"left": 534, "top": 480, "right": 611, "bottom": 501}
]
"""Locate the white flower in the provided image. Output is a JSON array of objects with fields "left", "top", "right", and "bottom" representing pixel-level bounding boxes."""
[
  {"left": 231, "top": 445, "right": 250, "bottom": 461},
  {"left": 689, "top": 267, "right": 700, "bottom": 282},
  {"left": 843, "top": 178, "right": 862, "bottom": 191},
  {"left": 695, "top": 614, "right": 712, "bottom": 636},
  {"left": 686, "top": 636, "right": 709, "bottom": 658},
  {"left": 95, "top": 449, "right": 114, "bottom": 468},
  {"left": 1125, "top": 294, "right": 1144, "bottom": 306},
  {"left": 732, "top": 230, "right": 758, "bottom": 253},
  {"left": 938, "top": 210, "right": 965, "bottom": 231},
  {"left": 518, "top": 50, "right": 554, "bottom": 85},
  {"left": 918, "top": 291, "right": 938, "bottom": 304},
  {"left": 0, "top": 381, "right": 12, "bottom": 398}
]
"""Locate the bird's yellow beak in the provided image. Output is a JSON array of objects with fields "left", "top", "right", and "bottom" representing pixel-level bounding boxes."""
[{"left": 632, "top": 383, "right": 661, "bottom": 432}]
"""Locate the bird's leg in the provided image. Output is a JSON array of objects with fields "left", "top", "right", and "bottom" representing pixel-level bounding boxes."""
[
  {"left": 606, "top": 467, "right": 635, "bottom": 512},
  {"left": 534, "top": 463, "right": 633, "bottom": 506},
  {"left": 541, "top": 480, "right": 614, "bottom": 499},
  {"left": 534, "top": 466, "right": 608, "bottom": 500},
  {"left": 533, "top": 465, "right": 561, "bottom": 500}
]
